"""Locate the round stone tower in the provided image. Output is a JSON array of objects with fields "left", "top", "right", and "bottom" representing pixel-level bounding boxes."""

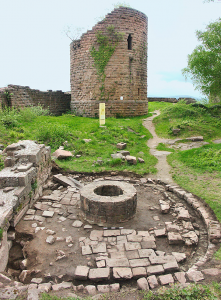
[{"left": 70, "top": 7, "right": 148, "bottom": 117}]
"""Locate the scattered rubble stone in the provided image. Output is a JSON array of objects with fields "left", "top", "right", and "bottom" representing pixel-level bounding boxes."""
[
  {"left": 72, "top": 220, "right": 83, "bottom": 227},
  {"left": 46, "top": 235, "right": 55, "bottom": 245}
]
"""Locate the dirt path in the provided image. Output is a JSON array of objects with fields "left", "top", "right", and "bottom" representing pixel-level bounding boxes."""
[{"left": 143, "top": 110, "right": 174, "bottom": 184}]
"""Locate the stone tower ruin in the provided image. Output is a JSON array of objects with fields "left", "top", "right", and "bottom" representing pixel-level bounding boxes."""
[{"left": 70, "top": 7, "right": 148, "bottom": 117}]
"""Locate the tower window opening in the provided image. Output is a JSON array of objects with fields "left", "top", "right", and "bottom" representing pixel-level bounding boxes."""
[
  {"left": 138, "top": 88, "right": 140, "bottom": 96},
  {"left": 127, "top": 34, "right": 132, "bottom": 50}
]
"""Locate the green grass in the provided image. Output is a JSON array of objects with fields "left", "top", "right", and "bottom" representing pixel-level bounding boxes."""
[
  {"left": 151, "top": 100, "right": 221, "bottom": 141},
  {"left": 141, "top": 283, "right": 219, "bottom": 300},
  {"left": 156, "top": 143, "right": 175, "bottom": 152},
  {"left": 0, "top": 107, "right": 157, "bottom": 174},
  {"left": 40, "top": 293, "right": 87, "bottom": 300}
]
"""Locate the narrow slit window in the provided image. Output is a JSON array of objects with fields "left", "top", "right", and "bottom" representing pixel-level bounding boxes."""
[
  {"left": 127, "top": 34, "right": 132, "bottom": 50},
  {"left": 138, "top": 88, "right": 140, "bottom": 96}
]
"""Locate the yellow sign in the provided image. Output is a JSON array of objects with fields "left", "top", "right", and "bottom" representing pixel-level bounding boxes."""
[{"left": 99, "top": 103, "right": 105, "bottom": 126}]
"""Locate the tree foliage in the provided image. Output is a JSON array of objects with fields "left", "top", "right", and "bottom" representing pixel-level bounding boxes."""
[{"left": 182, "top": 18, "right": 221, "bottom": 103}]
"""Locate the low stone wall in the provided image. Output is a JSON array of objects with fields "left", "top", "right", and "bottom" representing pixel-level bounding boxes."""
[
  {"left": 0, "top": 85, "right": 71, "bottom": 115},
  {"left": 0, "top": 140, "right": 51, "bottom": 272},
  {"left": 71, "top": 100, "right": 148, "bottom": 118}
]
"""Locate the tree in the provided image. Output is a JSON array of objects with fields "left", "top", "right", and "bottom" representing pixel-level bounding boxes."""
[{"left": 182, "top": 18, "right": 221, "bottom": 103}]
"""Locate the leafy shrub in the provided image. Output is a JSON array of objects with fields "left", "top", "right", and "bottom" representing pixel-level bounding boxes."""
[
  {"left": 19, "top": 105, "right": 49, "bottom": 122},
  {"left": 36, "top": 123, "right": 72, "bottom": 149},
  {"left": 0, "top": 107, "right": 20, "bottom": 128},
  {"left": 0, "top": 228, "right": 3, "bottom": 240}
]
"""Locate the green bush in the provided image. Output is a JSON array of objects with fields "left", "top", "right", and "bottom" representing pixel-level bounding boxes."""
[
  {"left": 0, "top": 107, "right": 20, "bottom": 128},
  {"left": 19, "top": 105, "right": 50, "bottom": 122},
  {"left": 36, "top": 123, "right": 72, "bottom": 149}
]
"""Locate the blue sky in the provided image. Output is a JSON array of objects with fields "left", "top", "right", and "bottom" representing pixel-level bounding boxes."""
[{"left": 0, "top": 0, "right": 220, "bottom": 98}]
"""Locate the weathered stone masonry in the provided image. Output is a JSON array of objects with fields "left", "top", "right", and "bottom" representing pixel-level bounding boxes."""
[
  {"left": 0, "top": 85, "right": 71, "bottom": 115},
  {"left": 70, "top": 7, "right": 148, "bottom": 117}
]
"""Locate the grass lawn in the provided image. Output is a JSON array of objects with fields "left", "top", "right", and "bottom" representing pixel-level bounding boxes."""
[{"left": 0, "top": 107, "right": 157, "bottom": 175}]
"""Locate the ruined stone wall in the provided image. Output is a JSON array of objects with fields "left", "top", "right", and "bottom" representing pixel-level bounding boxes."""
[
  {"left": 70, "top": 7, "right": 148, "bottom": 117},
  {"left": 0, "top": 140, "right": 51, "bottom": 272},
  {"left": 0, "top": 85, "right": 71, "bottom": 115}
]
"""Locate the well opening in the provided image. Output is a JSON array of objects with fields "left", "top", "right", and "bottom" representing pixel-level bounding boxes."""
[{"left": 94, "top": 185, "right": 123, "bottom": 196}]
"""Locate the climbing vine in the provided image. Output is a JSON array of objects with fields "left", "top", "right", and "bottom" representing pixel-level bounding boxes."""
[{"left": 90, "top": 25, "right": 124, "bottom": 100}]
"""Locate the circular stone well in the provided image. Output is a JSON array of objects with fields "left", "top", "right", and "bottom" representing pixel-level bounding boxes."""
[{"left": 80, "top": 180, "right": 137, "bottom": 225}]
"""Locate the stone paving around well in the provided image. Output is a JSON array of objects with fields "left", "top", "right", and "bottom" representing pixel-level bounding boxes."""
[{"left": 0, "top": 172, "right": 220, "bottom": 299}]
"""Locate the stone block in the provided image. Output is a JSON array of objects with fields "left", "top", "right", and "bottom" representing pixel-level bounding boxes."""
[
  {"left": 75, "top": 266, "right": 89, "bottom": 280},
  {"left": 154, "top": 228, "right": 166, "bottom": 237},
  {"left": 127, "top": 234, "right": 143, "bottom": 242},
  {"left": 202, "top": 268, "right": 221, "bottom": 276},
  {"left": 110, "top": 283, "right": 120, "bottom": 292},
  {"left": 163, "top": 261, "right": 179, "bottom": 272},
  {"left": 113, "top": 267, "right": 133, "bottom": 279},
  {"left": 52, "top": 282, "right": 73, "bottom": 291},
  {"left": 103, "top": 229, "right": 121, "bottom": 237},
  {"left": 125, "top": 242, "right": 141, "bottom": 251},
  {"left": 91, "top": 242, "right": 107, "bottom": 254},
  {"left": 97, "top": 284, "right": 110, "bottom": 293},
  {"left": 132, "top": 267, "right": 147, "bottom": 278},
  {"left": 168, "top": 232, "right": 183, "bottom": 245},
  {"left": 158, "top": 274, "right": 174, "bottom": 285},
  {"left": 186, "top": 271, "right": 204, "bottom": 282},
  {"left": 121, "top": 229, "right": 136, "bottom": 235},
  {"left": 126, "top": 155, "right": 137, "bottom": 165},
  {"left": 106, "top": 258, "right": 129, "bottom": 267},
  {"left": 129, "top": 258, "right": 150, "bottom": 268},
  {"left": 85, "top": 285, "right": 97, "bottom": 295},
  {"left": 90, "top": 230, "right": 103, "bottom": 241},
  {"left": 147, "top": 275, "right": 159, "bottom": 289},
  {"left": 172, "top": 252, "right": 186, "bottom": 263},
  {"left": 174, "top": 272, "right": 186, "bottom": 284},
  {"left": 137, "top": 277, "right": 149, "bottom": 290},
  {"left": 146, "top": 265, "right": 164, "bottom": 276},
  {"left": 138, "top": 249, "right": 156, "bottom": 258},
  {"left": 89, "top": 268, "right": 110, "bottom": 281},
  {"left": 117, "top": 142, "right": 127, "bottom": 150},
  {"left": 141, "top": 241, "right": 156, "bottom": 249},
  {"left": 125, "top": 250, "right": 139, "bottom": 259}
]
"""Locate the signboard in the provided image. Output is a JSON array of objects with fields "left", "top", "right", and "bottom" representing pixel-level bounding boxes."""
[{"left": 99, "top": 103, "right": 105, "bottom": 126}]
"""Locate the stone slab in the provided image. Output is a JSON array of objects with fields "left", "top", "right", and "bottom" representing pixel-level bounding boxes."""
[
  {"left": 106, "top": 258, "right": 129, "bottom": 267},
  {"left": 132, "top": 267, "right": 147, "bottom": 278},
  {"left": 146, "top": 265, "right": 164, "bottom": 276},
  {"left": 125, "top": 242, "right": 141, "bottom": 251},
  {"left": 129, "top": 258, "right": 150, "bottom": 268},
  {"left": 89, "top": 268, "right": 110, "bottom": 282},
  {"left": 75, "top": 266, "right": 89, "bottom": 280},
  {"left": 113, "top": 267, "right": 133, "bottom": 279},
  {"left": 158, "top": 274, "right": 174, "bottom": 285},
  {"left": 147, "top": 275, "right": 159, "bottom": 289}
]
